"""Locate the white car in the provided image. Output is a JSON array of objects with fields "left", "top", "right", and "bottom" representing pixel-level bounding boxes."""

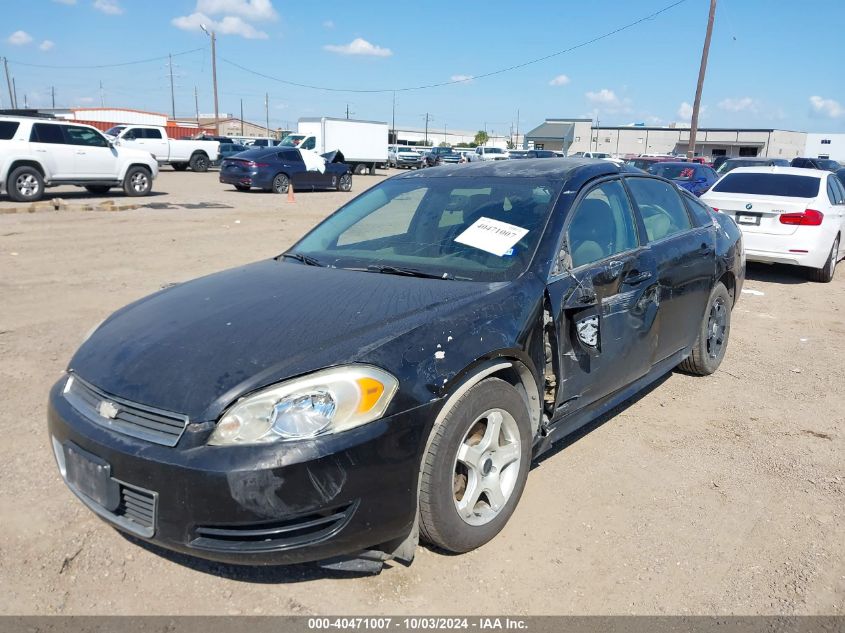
[
  {"left": 106, "top": 125, "right": 220, "bottom": 172},
  {"left": 701, "top": 166, "right": 845, "bottom": 282},
  {"left": 0, "top": 116, "right": 159, "bottom": 202},
  {"left": 468, "top": 146, "right": 508, "bottom": 161}
]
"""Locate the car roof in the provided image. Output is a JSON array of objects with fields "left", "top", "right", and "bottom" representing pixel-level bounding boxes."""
[
  {"left": 724, "top": 157, "right": 782, "bottom": 163},
  {"left": 724, "top": 166, "right": 825, "bottom": 177},
  {"left": 394, "top": 157, "right": 634, "bottom": 182}
]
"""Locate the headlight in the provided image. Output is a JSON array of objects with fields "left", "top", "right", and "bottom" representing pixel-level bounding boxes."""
[{"left": 208, "top": 365, "right": 398, "bottom": 446}]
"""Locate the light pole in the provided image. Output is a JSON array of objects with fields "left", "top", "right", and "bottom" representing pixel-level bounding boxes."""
[
  {"left": 688, "top": 0, "right": 717, "bottom": 159},
  {"left": 200, "top": 24, "right": 220, "bottom": 135}
]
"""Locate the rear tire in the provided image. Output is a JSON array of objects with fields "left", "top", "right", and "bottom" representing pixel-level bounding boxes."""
[
  {"left": 271, "top": 173, "right": 289, "bottom": 194},
  {"left": 353, "top": 164, "right": 367, "bottom": 176},
  {"left": 189, "top": 153, "right": 210, "bottom": 172},
  {"left": 808, "top": 236, "right": 839, "bottom": 283},
  {"left": 336, "top": 173, "right": 352, "bottom": 192},
  {"left": 418, "top": 378, "right": 531, "bottom": 553},
  {"left": 7, "top": 166, "right": 44, "bottom": 202},
  {"left": 122, "top": 167, "right": 152, "bottom": 197},
  {"left": 679, "top": 282, "right": 731, "bottom": 376},
  {"left": 84, "top": 185, "right": 111, "bottom": 194}
]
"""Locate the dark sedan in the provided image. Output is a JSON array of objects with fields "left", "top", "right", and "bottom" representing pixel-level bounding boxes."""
[
  {"left": 212, "top": 143, "right": 248, "bottom": 167},
  {"left": 423, "top": 146, "right": 462, "bottom": 167},
  {"left": 509, "top": 150, "right": 558, "bottom": 159},
  {"left": 647, "top": 161, "right": 718, "bottom": 196},
  {"left": 219, "top": 148, "right": 352, "bottom": 193},
  {"left": 48, "top": 160, "right": 744, "bottom": 572}
]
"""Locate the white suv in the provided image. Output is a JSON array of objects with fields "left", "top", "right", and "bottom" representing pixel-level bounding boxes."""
[{"left": 0, "top": 116, "right": 159, "bottom": 202}]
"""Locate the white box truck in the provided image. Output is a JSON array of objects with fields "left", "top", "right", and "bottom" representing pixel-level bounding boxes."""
[{"left": 280, "top": 117, "right": 388, "bottom": 175}]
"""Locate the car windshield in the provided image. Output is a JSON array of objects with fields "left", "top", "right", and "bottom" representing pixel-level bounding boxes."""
[
  {"left": 712, "top": 173, "right": 820, "bottom": 198},
  {"left": 649, "top": 164, "right": 698, "bottom": 181},
  {"left": 398, "top": 147, "right": 418, "bottom": 153},
  {"left": 593, "top": 153, "right": 610, "bottom": 158},
  {"left": 485, "top": 148, "right": 504, "bottom": 154},
  {"left": 290, "top": 177, "right": 562, "bottom": 282},
  {"left": 279, "top": 135, "right": 305, "bottom": 147},
  {"left": 105, "top": 126, "right": 125, "bottom": 136},
  {"left": 717, "top": 159, "right": 769, "bottom": 175}
]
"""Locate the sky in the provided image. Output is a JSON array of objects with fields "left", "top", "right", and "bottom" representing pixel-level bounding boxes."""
[{"left": 2, "top": 0, "right": 844, "bottom": 136}]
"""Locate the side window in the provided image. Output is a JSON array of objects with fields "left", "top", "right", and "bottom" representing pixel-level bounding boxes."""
[
  {"left": 30, "top": 123, "right": 65, "bottom": 144},
  {"left": 566, "top": 180, "right": 639, "bottom": 269},
  {"left": 626, "top": 177, "right": 693, "bottom": 242},
  {"left": 145, "top": 128, "right": 163, "bottom": 139},
  {"left": 826, "top": 178, "right": 839, "bottom": 205},
  {"left": 124, "top": 128, "right": 142, "bottom": 140},
  {"left": 0, "top": 121, "right": 20, "bottom": 140},
  {"left": 64, "top": 126, "right": 108, "bottom": 147},
  {"left": 301, "top": 137, "right": 315, "bottom": 150},
  {"left": 683, "top": 193, "right": 715, "bottom": 226},
  {"left": 278, "top": 150, "right": 302, "bottom": 162},
  {"left": 832, "top": 177, "right": 845, "bottom": 204}
]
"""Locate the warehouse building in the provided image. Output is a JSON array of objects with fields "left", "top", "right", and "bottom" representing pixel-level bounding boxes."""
[
  {"left": 805, "top": 133, "right": 845, "bottom": 162},
  {"left": 524, "top": 117, "right": 807, "bottom": 160}
]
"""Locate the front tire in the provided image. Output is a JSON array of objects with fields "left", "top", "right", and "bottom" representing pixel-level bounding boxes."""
[
  {"left": 808, "top": 236, "right": 839, "bottom": 283},
  {"left": 419, "top": 378, "right": 531, "bottom": 553},
  {"left": 123, "top": 167, "right": 152, "bottom": 197},
  {"left": 271, "top": 173, "right": 289, "bottom": 194},
  {"left": 7, "top": 166, "right": 44, "bottom": 202},
  {"left": 189, "top": 153, "right": 209, "bottom": 172},
  {"left": 679, "top": 281, "right": 731, "bottom": 376},
  {"left": 336, "top": 173, "right": 352, "bottom": 192}
]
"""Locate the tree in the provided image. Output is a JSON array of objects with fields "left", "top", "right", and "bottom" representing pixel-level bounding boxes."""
[
  {"left": 438, "top": 141, "right": 451, "bottom": 147},
  {"left": 506, "top": 140, "right": 516, "bottom": 149},
  {"left": 474, "top": 130, "right": 489, "bottom": 146}
]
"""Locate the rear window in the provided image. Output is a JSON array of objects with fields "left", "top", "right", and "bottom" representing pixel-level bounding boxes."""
[
  {"left": 712, "top": 173, "right": 820, "bottom": 198},
  {"left": 0, "top": 121, "right": 20, "bottom": 140}
]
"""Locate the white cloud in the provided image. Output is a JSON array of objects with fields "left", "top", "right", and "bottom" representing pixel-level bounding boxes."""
[
  {"left": 8, "top": 30, "right": 33, "bottom": 46},
  {"left": 809, "top": 95, "right": 845, "bottom": 119},
  {"left": 172, "top": 12, "right": 268, "bottom": 39},
  {"left": 450, "top": 74, "right": 473, "bottom": 83},
  {"left": 322, "top": 20, "right": 334, "bottom": 29},
  {"left": 93, "top": 0, "right": 123, "bottom": 15},
  {"left": 324, "top": 38, "right": 392, "bottom": 57},
  {"left": 718, "top": 97, "right": 758, "bottom": 112},
  {"left": 195, "top": 0, "right": 276, "bottom": 21},
  {"left": 677, "top": 101, "right": 694, "bottom": 120},
  {"left": 77, "top": 96, "right": 95, "bottom": 104},
  {"left": 549, "top": 74, "right": 570, "bottom": 86},
  {"left": 586, "top": 88, "right": 619, "bottom": 105},
  {"left": 39, "top": 39, "right": 55, "bottom": 51}
]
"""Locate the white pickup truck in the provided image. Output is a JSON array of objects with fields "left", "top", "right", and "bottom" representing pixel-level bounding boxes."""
[
  {"left": 467, "top": 146, "right": 509, "bottom": 162},
  {"left": 105, "top": 125, "right": 220, "bottom": 172}
]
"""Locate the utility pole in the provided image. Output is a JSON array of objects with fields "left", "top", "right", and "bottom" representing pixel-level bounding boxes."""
[
  {"left": 265, "top": 92, "right": 269, "bottom": 136},
  {"left": 194, "top": 86, "right": 200, "bottom": 129},
  {"left": 3, "top": 57, "right": 15, "bottom": 108},
  {"left": 391, "top": 91, "right": 395, "bottom": 145},
  {"left": 240, "top": 99, "right": 244, "bottom": 135},
  {"left": 688, "top": 0, "right": 717, "bottom": 159},
  {"left": 201, "top": 25, "right": 220, "bottom": 135},
  {"left": 424, "top": 112, "right": 430, "bottom": 146},
  {"left": 346, "top": 103, "right": 350, "bottom": 120},
  {"left": 99, "top": 80, "right": 104, "bottom": 107},
  {"left": 51, "top": 85, "right": 56, "bottom": 108},
  {"left": 516, "top": 109, "right": 520, "bottom": 149},
  {"left": 168, "top": 53, "right": 176, "bottom": 120},
  {"left": 13, "top": 78, "right": 18, "bottom": 110}
]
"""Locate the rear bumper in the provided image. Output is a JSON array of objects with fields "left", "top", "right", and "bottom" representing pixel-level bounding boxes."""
[
  {"left": 742, "top": 228, "right": 835, "bottom": 269},
  {"left": 48, "top": 378, "right": 436, "bottom": 565},
  {"left": 219, "top": 170, "right": 272, "bottom": 189}
]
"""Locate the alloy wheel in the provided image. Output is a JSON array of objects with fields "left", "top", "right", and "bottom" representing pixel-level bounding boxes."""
[
  {"left": 130, "top": 172, "right": 149, "bottom": 193},
  {"left": 706, "top": 297, "right": 727, "bottom": 359},
  {"left": 16, "top": 174, "right": 40, "bottom": 198}
]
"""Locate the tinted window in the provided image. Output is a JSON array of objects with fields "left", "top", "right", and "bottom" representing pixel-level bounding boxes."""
[
  {"left": 301, "top": 137, "right": 316, "bottom": 150},
  {"left": 626, "top": 177, "right": 692, "bottom": 242},
  {"left": 682, "top": 192, "right": 715, "bottom": 227},
  {"left": 278, "top": 149, "right": 302, "bottom": 162},
  {"left": 712, "top": 173, "right": 820, "bottom": 198},
  {"left": 833, "top": 176, "right": 845, "bottom": 204},
  {"left": 31, "top": 123, "right": 66, "bottom": 144},
  {"left": 827, "top": 178, "right": 838, "bottom": 205},
  {"left": 64, "top": 126, "right": 108, "bottom": 147},
  {"left": 0, "top": 121, "right": 20, "bottom": 140},
  {"left": 567, "top": 180, "right": 639, "bottom": 268},
  {"left": 144, "top": 128, "right": 163, "bottom": 139}
]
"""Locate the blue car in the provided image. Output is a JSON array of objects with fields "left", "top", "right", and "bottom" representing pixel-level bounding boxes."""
[
  {"left": 647, "top": 162, "right": 718, "bottom": 197},
  {"left": 219, "top": 148, "right": 351, "bottom": 193}
]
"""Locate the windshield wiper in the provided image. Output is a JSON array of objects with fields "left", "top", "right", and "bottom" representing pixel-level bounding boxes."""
[
  {"left": 365, "top": 264, "right": 460, "bottom": 280},
  {"left": 280, "top": 252, "right": 324, "bottom": 267}
]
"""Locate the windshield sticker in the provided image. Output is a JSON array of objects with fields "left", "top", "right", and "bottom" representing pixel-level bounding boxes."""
[{"left": 454, "top": 217, "right": 529, "bottom": 257}]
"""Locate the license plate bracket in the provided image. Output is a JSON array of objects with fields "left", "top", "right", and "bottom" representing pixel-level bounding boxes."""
[
  {"left": 735, "top": 212, "right": 761, "bottom": 226},
  {"left": 64, "top": 443, "right": 120, "bottom": 512}
]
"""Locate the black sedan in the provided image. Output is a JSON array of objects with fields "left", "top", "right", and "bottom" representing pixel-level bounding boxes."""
[
  {"left": 219, "top": 148, "right": 352, "bottom": 193},
  {"left": 48, "top": 160, "right": 744, "bottom": 572}
]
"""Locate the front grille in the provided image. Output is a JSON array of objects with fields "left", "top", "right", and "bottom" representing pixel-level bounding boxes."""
[
  {"left": 64, "top": 374, "right": 189, "bottom": 447},
  {"left": 191, "top": 501, "right": 358, "bottom": 553}
]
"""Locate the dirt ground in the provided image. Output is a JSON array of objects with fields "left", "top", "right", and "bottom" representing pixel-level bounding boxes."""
[{"left": 0, "top": 168, "right": 842, "bottom": 616}]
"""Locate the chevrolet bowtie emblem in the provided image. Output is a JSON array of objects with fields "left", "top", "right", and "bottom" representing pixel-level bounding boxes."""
[{"left": 98, "top": 400, "right": 119, "bottom": 419}]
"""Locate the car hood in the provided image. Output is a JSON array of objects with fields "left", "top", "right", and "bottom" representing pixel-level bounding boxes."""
[{"left": 69, "top": 260, "right": 498, "bottom": 420}]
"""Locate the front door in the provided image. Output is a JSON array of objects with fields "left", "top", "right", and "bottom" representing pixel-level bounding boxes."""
[
  {"left": 63, "top": 125, "right": 118, "bottom": 179},
  {"left": 546, "top": 178, "right": 660, "bottom": 417}
]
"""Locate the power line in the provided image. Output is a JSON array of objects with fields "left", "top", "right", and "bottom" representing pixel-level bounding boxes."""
[
  {"left": 5, "top": 47, "right": 204, "bottom": 70},
  {"left": 219, "top": 0, "right": 688, "bottom": 94}
]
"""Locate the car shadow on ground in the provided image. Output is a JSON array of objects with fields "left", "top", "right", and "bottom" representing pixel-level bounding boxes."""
[
  {"left": 1, "top": 190, "right": 170, "bottom": 203},
  {"left": 744, "top": 262, "right": 810, "bottom": 285}
]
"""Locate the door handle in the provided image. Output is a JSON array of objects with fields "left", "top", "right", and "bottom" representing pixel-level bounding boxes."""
[{"left": 623, "top": 270, "right": 652, "bottom": 285}]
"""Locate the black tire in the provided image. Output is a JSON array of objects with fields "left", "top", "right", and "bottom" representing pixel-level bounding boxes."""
[
  {"left": 807, "top": 236, "right": 839, "bottom": 283},
  {"left": 7, "top": 166, "right": 44, "bottom": 202},
  {"left": 271, "top": 173, "right": 289, "bottom": 194},
  {"left": 84, "top": 185, "right": 111, "bottom": 194},
  {"left": 419, "top": 377, "right": 531, "bottom": 553},
  {"left": 189, "top": 153, "right": 210, "bottom": 172},
  {"left": 172, "top": 163, "right": 189, "bottom": 172},
  {"left": 353, "top": 163, "right": 367, "bottom": 176},
  {"left": 234, "top": 184, "right": 250, "bottom": 192},
  {"left": 122, "top": 166, "right": 152, "bottom": 197},
  {"left": 368, "top": 165, "right": 376, "bottom": 175},
  {"left": 336, "top": 172, "right": 352, "bottom": 192},
  {"left": 679, "top": 281, "right": 731, "bottom": 376}
]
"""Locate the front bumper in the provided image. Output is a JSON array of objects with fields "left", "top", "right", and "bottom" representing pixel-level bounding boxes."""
[{"left": 47, "top": 378, "right": 436, "bottom": 565}]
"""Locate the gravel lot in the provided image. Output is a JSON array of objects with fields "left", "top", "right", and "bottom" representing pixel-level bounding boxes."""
[{"left": 0, "top": 168, "right": 842, "bottom": 615}]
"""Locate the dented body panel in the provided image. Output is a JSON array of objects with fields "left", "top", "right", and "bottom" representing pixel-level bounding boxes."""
[{"left": 47, "top": 159, "right": 744, "bottom": 566}]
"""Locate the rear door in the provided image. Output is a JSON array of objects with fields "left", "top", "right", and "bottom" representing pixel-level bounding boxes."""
[
  {"left": 29, "top": 123, "right": 76, "bottom": 180},
  {"left": 138, "top": 128, "right": 169, "bottom": 161},
  {"left": 546, "top": 177, "right": 659, "bottom": 414},
  {"left": 626, "top": 176, "right": 715, "bottom": 361}
]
